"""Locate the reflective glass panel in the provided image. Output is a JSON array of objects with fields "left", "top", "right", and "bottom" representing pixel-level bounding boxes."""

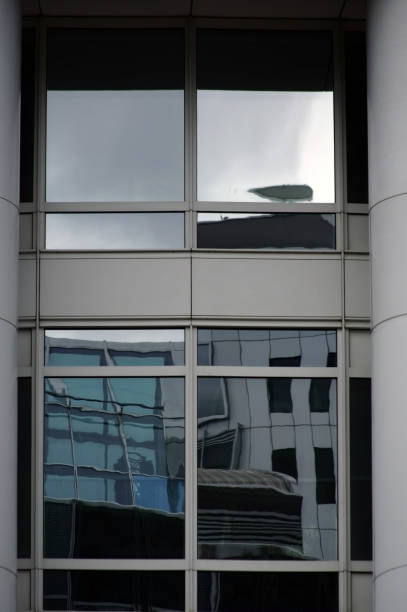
[
  {"left": 350, "top": 378, "right": 372, "bottom": 560},
  {"left": 197, "top": 30, "right": 334, "bottom": 202},
  {"left": 345, "top": 32, "right": 368, "bottom": 204},
  {"left": 18, "top": 378, "right": 31, "bottom": 558},
  {"left": 44, "top": 377, "right": 185, "bottom": 558},
  {"left": 45, "top": 329, "right": 185, "bottom": 366},
  {"left": 197, "top": 329, "right": 337, "bottom": 367},
  {"left": 197, "top": 378, "right": 337, "bottom": 560},
  {"left": 46, "top": 29, "right": 184, "bottom": 202},
  {"left": 198, "top": 572, "right": 338, "bottom": 612},
  {"left": 44, "top": 570, "right": 185, "bottom": 611},
  {"left": 20, "top": 29, "right": 35, "bottom": 203},
  {"left": 197, "top": 213, "right": 335, "bottom": 249},
  {"left": 46, "top": 213, "right": 185, "bottom": 250}
]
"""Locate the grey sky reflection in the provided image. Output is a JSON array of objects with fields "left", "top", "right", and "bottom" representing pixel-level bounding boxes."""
[
  {"left": 45, "top": 329, "right": 184, "bottom": 344},
  {"left": 46, "top": 213, "right": 184, "bottom": 250},
  {"left": 197, "top": 90, "right": 334, "bottom": 203},
  {"left": 46, "top": 90, "right": 184, "bottom": 202}
]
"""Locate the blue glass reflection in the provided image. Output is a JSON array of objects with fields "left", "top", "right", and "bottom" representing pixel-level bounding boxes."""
[{"left": 44, "top": 377, "right": 185, "bottom": 558}]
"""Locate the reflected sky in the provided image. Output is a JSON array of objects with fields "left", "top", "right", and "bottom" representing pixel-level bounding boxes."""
[
  {"left": 45, "top": 329, "right": 184, "bottom": 343},
  {"left": 46, "top": 90, "right": 184, "bottom": 202},
  {"left": 46, "top": 213, "right": 184, "bottom": 249},
  {"left": 197, "top": 90, "right": 334, "bottom": 202}
]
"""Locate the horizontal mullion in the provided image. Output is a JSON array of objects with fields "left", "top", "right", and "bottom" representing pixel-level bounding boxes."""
[
  {"left": 196, "top": 366, "right": 338, "bottom": 378},
  {"left": 194, "top": 560, "right": 340, "bottom": 572},
  {"left": 348, "top": 367, "right": 371, "bottom": 379},
  {"left": 349, "top": 561, "right": 373, "bottom": 573},
  {"left": 43, "top": 366, "right": 186, "bottom": 377},
  {"left": 42, "top": 559, "right": 187, "bottom": 571}
]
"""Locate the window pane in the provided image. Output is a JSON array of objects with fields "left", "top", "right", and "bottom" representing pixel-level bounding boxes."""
[
  {"left": 20, "top": 29, "right": 35, "bottom": 203},
  {"left": 197, "top": 29, "right": 334, "bottom": 203},
  {"left": 46, "top": 213, "right": 185, "bottom": 250},
  {"left": 345, "top": 32, "right": 368, "bottom": 204},
  {"left": 197, "top": 213, "right": 336, "bottom": 249},
  {"left": 198, "top": 572, "right": 338, "bottom": 612},
  {"left": 44, "top": 570, "right": 185, "bottom": 611},
  {"left": 197, "top": 378, "right": 337, "bottom": 560},
  {"left": 197, "top": 329, "right": 337, "bottom": 367},
  {"left": 350, "top": 378, "right": 372, "bottom": 560},
  {"left": 45, "top": 329, "right": 185, "bottom": 366},
  {"left": 46, "top": 29, "right": 184, "bottom": 202},
  {"left": 44, "top": 377, "right": 185, "bottom": 558},
  {"left": 18, "top": 378, "right": 31, "bottom": 558}
]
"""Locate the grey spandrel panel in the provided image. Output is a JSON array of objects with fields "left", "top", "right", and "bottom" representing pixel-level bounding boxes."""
[
  {"left": 198, "top": 572, "right": 338, "bottom": 612},
  {"left": 46, "top": 29, "right": 184, "bottom": 202},
  {"left": 46, "top": 213, "right": 185, "bottom": 250},
  {"left": 197, "top": 213, "right": 336, "bottom": 249},
  {"left": 197, "top": 377, "right": 337, "bottom": 561},
  {"left": 197, "top": 30, "right": 334, "bottom": 203},
  {"left": 197, "top": 329, "right": 337, "bottom": 367},
  {"left": 44, "top": 570, "right": 185, "bottom": 611},
  {"left": 44, "top": 377, "right": 185, "bottom": 558},
  {"left": 45, "top": 329, "right": 185, "bottom": 366}
]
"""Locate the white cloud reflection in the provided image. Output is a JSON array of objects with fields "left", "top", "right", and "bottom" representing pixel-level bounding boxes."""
[
  {"left": 46, "top": 90, "right": 184, "bottom": 203},
  {"left": 197, "top": 90, "right": 334, "bottom": 203}
]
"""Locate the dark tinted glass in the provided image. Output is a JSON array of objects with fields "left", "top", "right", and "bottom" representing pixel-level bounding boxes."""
[
  {"left": 350, "top": 378, "right": 372, "bottom": 560},
  {"left": 197, "top": 329, "right": 337, "bottom": 367},
  {"left": 197, "top": 29, "right": 334, "bottom": 203},
  {"left": 197, "top": 214, "right": 336, "bottom": 249},
  {"left": 197, "top": 377, "right": 337, "bottom": 560},
  {"left": 45, "top": 329, "right": 185, "bottom": 366},
  {"left": 20, "top": 29, "right": 35, "bottom": 203},
  {"left": 345, "top": 32, "right": 368, "bottom": 203},
  {"left": 18, "top": 378, "right": 31, "bottom": 558},
  {"left": 46, "top": 29, "right": 184, "bottom": 202},
  {"left": 44, "top": 377, "right": 185, "bottom": 558},
  {"left": 46, "top": 213, "right": 185, "bottom": 250},
  {"left": 198, "top": 572, "right": 338, "bottom": 612},
  {"left": 44, "top": 570, "right": 185, "bottom": 611}
]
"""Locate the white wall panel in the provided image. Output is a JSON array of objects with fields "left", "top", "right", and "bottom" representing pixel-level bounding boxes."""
[
  {"left": 192, "top": 256, "right": 341, "bottom": 318},
  {"left": 40, "top": 256, "right": 191, "bottom": 318},
  {"left": 345, "top": 258, "right": 371, "bottom": 319}
]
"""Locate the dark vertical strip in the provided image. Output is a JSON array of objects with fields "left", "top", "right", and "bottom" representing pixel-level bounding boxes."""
[
  {"left": 18, "top": 377, "right": 31, "bottom": 558},
  {"left": 20, "top": 29, "right": 35, "bottom": 203}
]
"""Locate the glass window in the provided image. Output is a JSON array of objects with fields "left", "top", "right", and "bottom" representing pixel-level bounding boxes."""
[
  {"left": 45, "top": 329, "right": 185, "bottom": 366},
  {"left": 44, "top": 570, "right": 185, "bottom": 611},
  {"left": 198, "top": 572, "right": 338, "bottom": 612},
  {"left": 197, "top": 29, "right": 334, "bottom": 202},
  {"left": 46, "top": 213, "right": 185, "bottom": 250},
  {"left": 197, "top": 213, "right": 336, "bottom": 249},
  {"left": 350, "top": 378, "right": 372, "bottom": 560},
  {"left": 46, "top": 29, "right": 184, "bottom": 202},
  {"left": 345, "top": 32, "right": 368, "bottom": 204},
  {"left": 197, "top": 329, "right": 337, "bottom": 367},
  {"left": 18, "top": 378, "right": 31, "bottom": 558},
  {"left": 44, "top": 377, "right": 185, "bottom": 558},
  {"left": 197, "top": 377, "right": 337, "bottom": 560}
]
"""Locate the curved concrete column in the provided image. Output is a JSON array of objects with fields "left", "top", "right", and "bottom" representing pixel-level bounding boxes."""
[
  {"left": 0, "top": 0, "right": 20, "bottom": 610},
  {"left": 368, "top": 0, "right": 407, "bottom": 609}
]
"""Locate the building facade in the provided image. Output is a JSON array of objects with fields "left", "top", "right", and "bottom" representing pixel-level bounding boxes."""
[{"left": 1, "top": 0, "right": 403, "bottom": 610}]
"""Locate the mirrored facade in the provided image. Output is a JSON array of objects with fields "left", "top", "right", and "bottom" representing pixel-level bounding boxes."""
[
  {"left": 46, "top": 29, "right": 184, "bottom": 202},
  {"left": 46, "top": 213, "right": 185, "bottom": 250},
  {"left": 197, "top": 377, "right": 337, "bottom": 560},
  {"left": 197, "top": 213, "right": 336, "bottom": 250},
  {"left": 198, "top": 329, "right": 337, "bottom": 367},
  {"left": 44, "top": 377, "right": 185, "bottom": 557},
  {"left": 197, "top": 30, "right": 335, "bottom": 202},
  {"left": 45, "top": 329, "right": 185, "bottom": 366}
]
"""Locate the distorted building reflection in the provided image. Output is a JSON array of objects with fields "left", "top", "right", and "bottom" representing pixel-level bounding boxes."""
[
  {"left": 197, "top": 330, "right": 337, "bottom": 561},
  {"left": 44, "top": 333, "right": 185, "bottom": 558}
]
